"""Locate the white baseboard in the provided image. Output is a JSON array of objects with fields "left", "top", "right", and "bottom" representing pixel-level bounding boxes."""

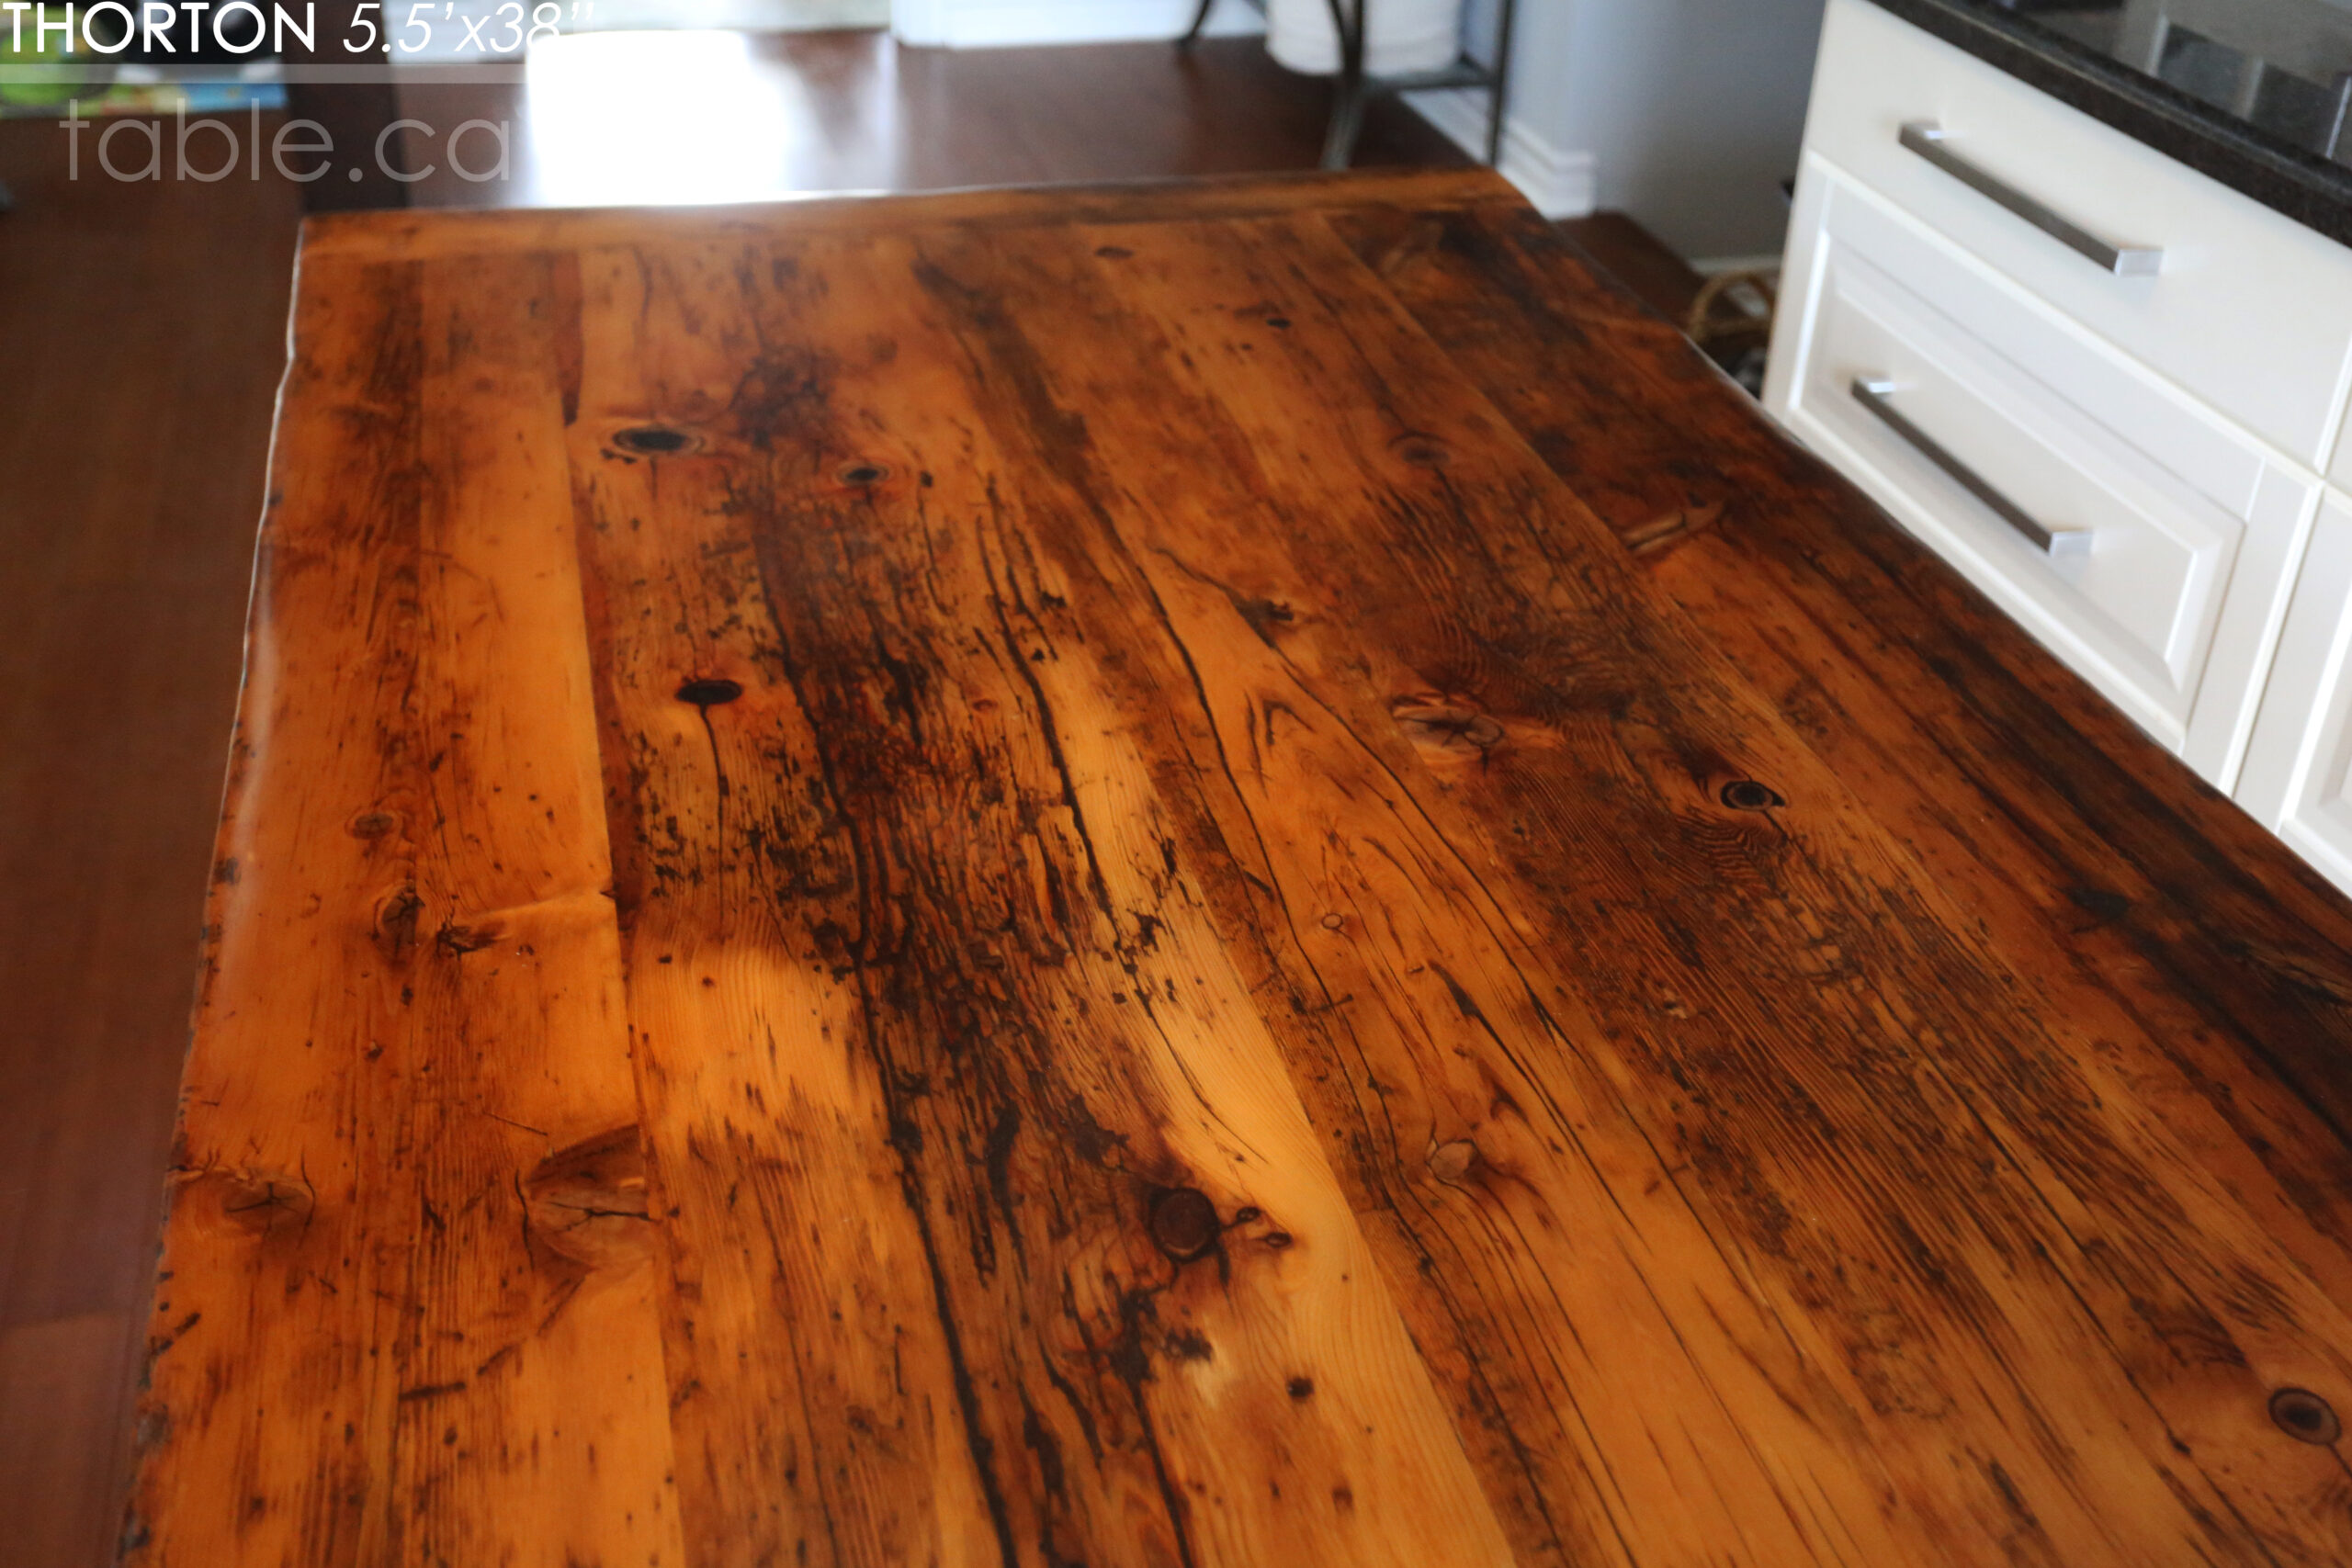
[
  {"left": 893, "top": 0, "right": 1264, "bottom": 48},
  {"left": 1401, "top": 87, "right": 1594, "bottom": 220}
]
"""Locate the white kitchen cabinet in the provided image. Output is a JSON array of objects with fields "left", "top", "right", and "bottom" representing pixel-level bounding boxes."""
[
  {"left": 1772, "top": 167, "right": 2319, "bottom": 779},
  {"left": 1795, "top": 0, "right": 2352, "bottom": 467},
  {"left": 2334, "top": 394, "right": 2352, "bottom": 493},
  {"left": 1770, "top": 0, "right": 2352, "bottom": 895},
  {"left": 2239, "top": 495, "right": 2352, "bottom": 894}
]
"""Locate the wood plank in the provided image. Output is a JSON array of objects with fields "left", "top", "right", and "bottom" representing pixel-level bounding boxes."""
[
  {"left": 564, "top": 237, "right": 1007, "bottom": 1568},
  {"left": 123, "top": 252, "right": 683, "bottom": 1566},
  {"left": 1555, "top": 212, "right": 1707, "bottom": 327},
  {"left": 300, "top": 167, "right": 1521, "bottom": 263}
]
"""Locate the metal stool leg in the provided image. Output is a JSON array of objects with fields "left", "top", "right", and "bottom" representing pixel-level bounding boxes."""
[
  {"left": 1176, "top": 0, "right": 1217, "bottom": 47},
  {"left": 1318, "top": 0, "right": 1368, "bottom": 169},
  {"left": 1485, "top": 0, "right": 1518, "bottom": 166}
]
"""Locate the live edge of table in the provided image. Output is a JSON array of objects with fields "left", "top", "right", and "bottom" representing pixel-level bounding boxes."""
[{"left": 125, "top": 167, "right": 2352, "bottom": 1568}]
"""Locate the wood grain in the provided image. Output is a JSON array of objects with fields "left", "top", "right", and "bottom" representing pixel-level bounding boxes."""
[{"left": 130, "top": 171, "right": 2352, "bottom": 1566}]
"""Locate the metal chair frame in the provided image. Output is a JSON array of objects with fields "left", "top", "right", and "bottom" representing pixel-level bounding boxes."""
[{"left": 1180, "top": 0, "right": 1519, "bottom": 169}]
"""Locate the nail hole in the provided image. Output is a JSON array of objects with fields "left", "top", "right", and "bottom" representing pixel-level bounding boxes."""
[
  {"left": 1720, "top": 779, "right": 1783, "bottom": 811},
  {"left": 1265, "top": 315, "right": 1292, "bottom": 330},
  {"left": 614, "top": 424, "right": 699, "bottom": 457},
  {"left": 2271, "top": 1388, "right": 2341, "bottom": 1445},
  {"left": 840, "top": 462, "right": 888, "bottom": 486},
  {"left": 1148, "top": 1188, "right": 1220, "bottom": 1262},
  {"left": 1094, "top": 244, "right": 1133, "bottom": 259},
  {"left": 1287, "top": 1376, "right": 1314, "bottom": 1399},
  {"left": 676, "top": 677, "right": 744, "bottom": 707}
]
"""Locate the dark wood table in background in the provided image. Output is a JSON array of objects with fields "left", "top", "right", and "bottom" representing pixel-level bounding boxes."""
[{"left": 125, "top": 168, "right": 2352, "bottom": 1566}]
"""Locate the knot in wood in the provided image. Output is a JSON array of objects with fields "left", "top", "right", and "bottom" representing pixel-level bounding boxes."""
[
  {"left": 2270, "top": 1387, "right": 2341, "bottom": 1445},
  {"left": 1148, "top": 1188, "right": 1220, "bottom": 1262},
  {"left": 1427, "top": 1139, "right": 1478, "bottom": 1185},
  {"left": 1391, "top": 697, "right": 1504, "bottom": 757},
  {"left": 837, "top": 461, "right": 890, "bottom": 487},
  {"left": 612, "top": 423, "right": 702, "bottom": 457},
  {"left": 676, "top": 677, "right": 744, "bottom": 707},
  {"left": 1388, "top": 432, "right": 1451, "bottom": 468},
  {"left": 435, "top": 917, "right": 504, "bottom": 956},
  {"left": 1237, "top": 596, "right": 1295, "bottom": 644},
  {"left": 524, "top": 1128, "right": 654, "bottom": 1272},
  {"left": 187, "top": 1168, "right": 315, "bottom": 1238},
  {"left": 1719, "top": 778, "right": 1784, "bottom": 811},
  {"left": 373, "top": 885, "right": 425, "bottom": 963}
]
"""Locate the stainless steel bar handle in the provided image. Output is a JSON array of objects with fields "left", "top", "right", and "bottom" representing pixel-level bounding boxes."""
[
  {"left": 1850, "top": 378, "right": 2095, "bottom": 557},
  {"left": 1898, "top": 122, "right": 2163, "bottom": 277}
]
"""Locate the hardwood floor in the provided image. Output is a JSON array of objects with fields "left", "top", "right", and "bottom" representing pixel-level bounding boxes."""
[
  {"left": 0, "top": 36, "right": 1472, "bottom": 1567},
  {"left": 0, "top": 120, "right": 300, "bottom": 1568},
  {"left": 396, "top": 32, "right": 1462, "bottom": 209}
]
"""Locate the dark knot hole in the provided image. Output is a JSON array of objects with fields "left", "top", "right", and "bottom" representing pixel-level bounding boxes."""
[
  {"left": 2271, "top": 1388, "right": 2341, "bottom": 1445},
  {"left": 1148, "top": 1188, "right": 1220, "bottom": 1262},
  {"left": 1720, "top": 779, "right": 1785, "bottom": 811},
  {"left": 677, "top": 677, "right": 744, "bottom": 708},
  {"left": 614, "top": 424, "right": 699, "bottom": 457}
]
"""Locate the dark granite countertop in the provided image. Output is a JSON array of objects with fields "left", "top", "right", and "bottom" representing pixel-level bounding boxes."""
[{"left": 1863, "top": 0, "right": 2352, "bottom": 249}]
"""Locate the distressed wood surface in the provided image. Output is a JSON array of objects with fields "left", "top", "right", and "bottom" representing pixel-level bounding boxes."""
[{"left": 130, "top": 169, "right": 2352, "bottom": 1567}]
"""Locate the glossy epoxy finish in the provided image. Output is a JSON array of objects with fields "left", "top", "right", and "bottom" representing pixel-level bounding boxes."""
[{"left": 129, "top": 170, "right": 2352, "bottom": 1566}]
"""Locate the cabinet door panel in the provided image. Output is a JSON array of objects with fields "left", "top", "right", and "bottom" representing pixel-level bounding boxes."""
[
  {"left": 1769, "top": 165, "right": 2317, "bottom": 785},
  {"left": 2240, "top": 494, "right": 2352, "bottom": 897}
]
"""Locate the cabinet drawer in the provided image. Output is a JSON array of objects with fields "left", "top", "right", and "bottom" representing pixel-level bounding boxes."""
[
  {"left": 1770, "top": 170, "right": 2317, "bottom": 783},
  {"left": 1804, "top": 0, "right": 2352, "bottom": 465},
  {"left": 2239, "top": 493, "right": 2352, "bottom": 899}
]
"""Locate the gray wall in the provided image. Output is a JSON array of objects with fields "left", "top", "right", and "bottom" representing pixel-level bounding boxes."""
[{"left": 1472, "top": 0, "right": 1827, "bottom": 260}]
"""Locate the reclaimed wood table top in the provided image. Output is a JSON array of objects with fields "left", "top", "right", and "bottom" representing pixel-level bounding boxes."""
[{"left": 129, "top": 168, "right": 2352, "bottom": 1567}]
